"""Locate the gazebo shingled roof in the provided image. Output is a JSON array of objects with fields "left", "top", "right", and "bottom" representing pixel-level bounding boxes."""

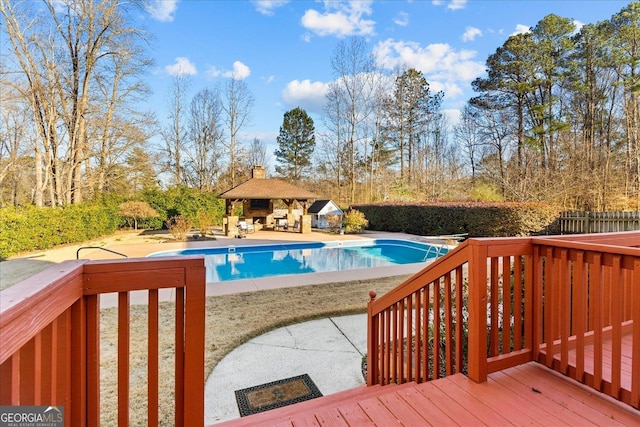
[{"left": 219, "top": 178, "right": 318, "bottom": 200}]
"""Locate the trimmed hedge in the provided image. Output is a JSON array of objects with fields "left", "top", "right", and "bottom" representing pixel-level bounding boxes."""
[
  {"left": 351, "top": 202, "right": 561, "bottom": 237},
  {"left": 0, "top": 204, "right": 119, "bottom": 260}
]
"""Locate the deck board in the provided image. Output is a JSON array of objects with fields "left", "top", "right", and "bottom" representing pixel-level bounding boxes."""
[
  {"left": 335, "top": 403, "right": 376, "bottom": 427},
  {"left": 511, "top": 363, "right": 640, "bottom": 426},
  {"left": 447, "top": 372, "right": 553, "bottom": 426},
  {"left": 395, "top": 386, "right": 457, "bottom": 427},
  {"left": 214, "top": 362, "right": 640, "bottom": 427},
  {"left": 489, "top": 370, "right": 591, "bottom": 426}
]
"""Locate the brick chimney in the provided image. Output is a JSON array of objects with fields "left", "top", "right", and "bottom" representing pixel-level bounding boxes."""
[{"left": 252, "top": 166, "right": 265, "bottom": 179}]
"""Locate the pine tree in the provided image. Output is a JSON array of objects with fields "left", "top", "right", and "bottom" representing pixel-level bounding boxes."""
[{"left": 275, "top": 107, "right": 315, "bottom": 181}]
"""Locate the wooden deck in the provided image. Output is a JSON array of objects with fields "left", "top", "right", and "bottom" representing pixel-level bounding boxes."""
[{"left": 215, "top": 362, "right": 640, "bottom": 426}]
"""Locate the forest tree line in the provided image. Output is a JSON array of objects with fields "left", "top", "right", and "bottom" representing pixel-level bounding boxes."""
[{"left": 1, "top": 0, "right": 638, "bottom": 211}]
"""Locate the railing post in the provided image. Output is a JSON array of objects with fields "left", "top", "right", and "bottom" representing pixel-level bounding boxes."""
[
  {"left": 182, "top": 264, "right": 206, "bottom": 426},
  {"left": 467, "top": 241, "right": 488, "bottom": 383},
  {"left": 366, "top": 291, "right": 377, "bottom": 386}
]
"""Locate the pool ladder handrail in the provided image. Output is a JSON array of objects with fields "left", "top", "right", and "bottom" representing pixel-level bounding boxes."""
[
  {"left": 77, "top": 246, "right": 128, "bottom": 260},
  {"left": 423, "top": 245, "right": 445, "bottom": 262}
]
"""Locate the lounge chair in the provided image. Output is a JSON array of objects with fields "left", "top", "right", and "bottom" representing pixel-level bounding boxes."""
[{"left": 275, "top": 218, "right": 288, "bottom": 231}]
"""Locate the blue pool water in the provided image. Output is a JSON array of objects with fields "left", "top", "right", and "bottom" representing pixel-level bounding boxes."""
[{"left": 149, "top": 239, "right": 447, "bottom": 282}]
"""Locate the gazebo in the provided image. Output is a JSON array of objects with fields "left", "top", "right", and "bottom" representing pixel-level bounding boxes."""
[{"left": 218, "top": 166, "right": 319, "bottom": 236}]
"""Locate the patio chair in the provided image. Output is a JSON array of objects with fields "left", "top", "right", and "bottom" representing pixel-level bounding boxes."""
[
  {"left": 276, "top": 218, "right": 288, "bottom": 231},
  {"left": 237, "top": 221, "right": 255, "bottom": 237}
]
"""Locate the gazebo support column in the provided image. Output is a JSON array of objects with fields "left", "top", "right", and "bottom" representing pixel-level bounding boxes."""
[
  {"left": 300, "top": 214, "right": 312, "bottom": 234},
  {"left": 224, "top": 200, "right": 240, "bottom": 237}
]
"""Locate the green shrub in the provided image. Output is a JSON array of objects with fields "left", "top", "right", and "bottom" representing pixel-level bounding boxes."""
[
  {"left": 0, "top": 204, "right": 118, "bottom": 259},
  {"left": 141, "top": 187, "right": 225, "bottom": 230},
  {"left": 342, "top": 209, "right": 369, "bottom": 234},
  {"left": 195, "top": 211, "right": 217, "bottom": 236},
  {"left": 351, "top": 202, "right": 560, "bottom": 237}
]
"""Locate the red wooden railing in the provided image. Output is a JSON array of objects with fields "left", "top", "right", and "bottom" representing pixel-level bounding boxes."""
[
  {"left": 367, "top": 231, "right": 640, "bottom": 409},
  {"left": 0, "top": 256, "right": 206, "bottom": 426}
]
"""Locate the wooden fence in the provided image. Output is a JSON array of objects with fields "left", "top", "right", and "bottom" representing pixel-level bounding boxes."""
[{"left": 560, "top": 211, "right": 640, "bottom": 234}]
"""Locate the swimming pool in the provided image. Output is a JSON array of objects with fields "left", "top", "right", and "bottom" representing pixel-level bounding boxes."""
[{"left": 148, "top": 239, "right": 447, "bottom": 282}]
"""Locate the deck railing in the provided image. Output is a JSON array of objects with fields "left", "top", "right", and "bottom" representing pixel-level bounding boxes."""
[
  {"left": 0, "top": 256, "right": 206, "bottom": 426},
  {"left": 367, "top": 231, "right": 640, "bottom": 409}
]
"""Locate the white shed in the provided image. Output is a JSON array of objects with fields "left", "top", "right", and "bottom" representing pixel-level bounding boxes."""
[{"left": 308, "top": 200, "right": 343, "bottom": 229}]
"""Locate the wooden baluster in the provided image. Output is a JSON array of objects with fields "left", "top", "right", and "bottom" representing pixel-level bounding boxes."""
[
  {"left": 406, "top": 293, "right": 413, "bottom": 382},
  {"left": 384, "top": 307, "right": 390, "bottom": 385},
  {"left": 433, "top": 279, "right": 441, "bottom": 380},
  {"left": 86, "top": 294, "right": 100, "bottom": 426},
  {"left": 513, "top": 256, "right": 523, "bottom": 350},
  {"left": 560, "top": 249, "right": 570, "bottom": 374},
  {"left": 592, "top": 253, "right": 603, "bottom": 391},
  {"left": 543, "top": 246, "right": 554, "bottom": 367},
  {"left": 398, "top": 299, "right": 405, "bottom": 383},
  {"left": 445, "top": 273, "right": 453, "bottom": 376},
  {"left": 455, "top": 266, "right": 464, "bottom": 373},
  {"left": 148, "top": 289, "right": 159, "bottom": 426},
  {"left": 118, "top": 292, "right": 130, "bottom": 427},
  {"left": 574, "top": 251, "right": 586, "bottom": 382},
  {"left": 502, "top": 256, "right": 512, "bottom": 354},
  {"left": 611, "top": 255, "right": 622, "bottom": 399},
  {"left": 422, "top": 285, "right": 429, "bottom": 381},
  {"left": 414, "top": 289, "right": 421, "bottom": 383},
  {"left": 175, "top": 287, "right": 185, "bottom": 427},
  {"left": 490, "top": 258, "right": 499, "bottom": 357}
]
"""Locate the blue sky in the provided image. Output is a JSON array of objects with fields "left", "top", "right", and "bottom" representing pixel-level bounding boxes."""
[{"left": 138, "top": 0, "right": 632, "bottom": 154}]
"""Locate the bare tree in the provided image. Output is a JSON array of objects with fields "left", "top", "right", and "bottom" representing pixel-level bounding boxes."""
[
  {"left": 0, "top": 0, "right": 153, "bottom": 205},
  {"left": 221, "top": 76, "right": 254, "bottom": 187},
  {"left": 246, "top": 137, "right": 269, "bottom": 171},
  {"left": 454, "top": 104, "right": 482, "bottom": 182},
  {"left": 323, "top": 36, "right": 378, "bottom": 204},
  {"left": 185, "top": 87, "right": 224, "bottom": 191},
  {"left": 0, "top": 98, "right": 31, "bottom": 206},
  {"left": 160, "top": 74, "right": 190, "bottom": 186},
  {"left": 89, "top": 36, "right": 155, "bottom": 196}
]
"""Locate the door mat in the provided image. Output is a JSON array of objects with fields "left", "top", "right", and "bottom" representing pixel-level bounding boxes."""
[{"left": 235, "top": 374, "right": 323, "bottom": 417}]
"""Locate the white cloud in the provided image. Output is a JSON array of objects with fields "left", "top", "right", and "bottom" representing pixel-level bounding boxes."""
[
  {"left": 373, "top": 39, "right": 485, "bottom": 100},
  {"left": 394, "top": 12, "right": 409, "bottom": 27},
  {"left": 165, "top": 57, "right": 197, "bottom": 76},
  {"left": 432, "top": 0, "right": 467, "bottom": 10},
  {"left": 300, "top": 0, "right": 375, "bottom": 38},
  {"left": 206, "top": 66, "right": 222, "bottom": 78},
  {"left": 222, "top": 61, "right": 251, "bottom": 80},
  {"left": 573, "top": 19, "right": 585, "bottom": 34},
  {"left": 146, "top": 0, "right": 179, "bottom": 22},
  {"left": 511, "top": 24, "right": 531, "bottom": 36},
  {"left": 448, "top": 0, "right": 467, "bottom": 10},
  {"left": 462, "top": 26, "right": 482, "bottom": 42},
  {"left": 282, "top": 79, "right": 329, "bottom": 113},
  {"left": 252, "top": 0, "right": 290, "bottom": 15}
]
